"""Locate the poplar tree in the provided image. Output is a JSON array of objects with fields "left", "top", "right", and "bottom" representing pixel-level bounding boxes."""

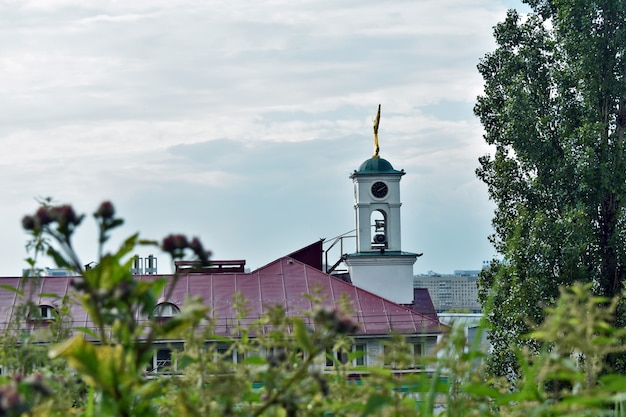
[{"left": 474, "top": 0, "right": 626, "bottom": 376}]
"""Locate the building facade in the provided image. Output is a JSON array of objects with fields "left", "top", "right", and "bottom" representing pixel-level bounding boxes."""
[
  {"left": 2, "top": 109, "right": 445, "bottom": 374},
  {"left": 414, "top": 271, "right": 481, "bottom": 313},
  {"left": 0, "top": 253, "right": 446, "bottom": 374}
]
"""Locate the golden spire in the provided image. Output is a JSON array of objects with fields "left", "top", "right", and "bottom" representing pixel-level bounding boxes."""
[{"left": 372, "top": 104, "right": 381, "bottom": 158}]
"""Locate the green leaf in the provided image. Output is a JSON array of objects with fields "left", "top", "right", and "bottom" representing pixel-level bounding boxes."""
[
  {"left": 46, "top": 247, "right": 72, "bottom": 269},
  {"left": 0, "top": 285, "right": 23, "bottom": 295},
  {"left": 158, "top": 298, "right": 208, "bottom": 337},
  {"left": 50, "top": 336, "right": 133, "bottom": 397},
  {"left": 116, "top": 233, "right": 139, "bottom": 259},
  {"left": 138, "top": 278, "right": 166, "bottom": 316},
  {"left": 347, "top": 349, "right": 365, "bottom": 362},
  {"left": 177, "top": 354, "right": 196, "bottom": 370},
  {"left": 242, "top": 356, "right": 267, "bottom": 365},
  {"left": 73, "top": 326, "right": 99, "bottom": 339},
  {"left": 38, "top": 292, "right": 60, "bottom": 299},
  {"left": 294, "top": 318, "right": 313, "bottom": 352},
  {"left": 462, "top": 383, "right": 503, "bottom": 399},
  {"left": 360, "top": 394, "right": 392, "bottom": 417}
]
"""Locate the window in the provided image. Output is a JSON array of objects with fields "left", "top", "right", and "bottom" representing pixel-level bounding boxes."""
[
  {"left": 40, "top": 306, "right": 55, "bottom": 319},
  {"left": 216, "top": 346, "right": 245, "bottom": 364},
  {"left": 325, "top": 348, "right": 334, "bottom": 367},
  {"left": 147, "top": 349, "right": 174, "bottom": 373},
  {"left": 354, "top": 343, "right": 366, "bottom": 366},
  {"left": 265, "top": 346, "right": 289, "bottom": 366},
  {"left": 30, "top": 305, "right": 56, "bottom": 321},
  {"left": 326, "top": 344, "right": 366, "bottom": 367},
  {"left": 383, "top": 342, "right": 423, "bottom": 369},
  {"left": 411, "top": 343, "right": 423, "bottom": 369},
  {"left": 153, "top": 303, "right": 180, "bottom": 318},
  {"left": 383, "top": 344, "right": 393, "bottom": 367},
  {"left": 325, "top": 348, "right": 348, "bottom": 367}
]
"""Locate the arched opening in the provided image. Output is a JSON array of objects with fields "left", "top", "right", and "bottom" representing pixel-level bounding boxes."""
[
  {"left": 153, "top": 302, "right": 180, "bottom": 319},
  {"left": 29, "top": 304, "right": 58, "bottom": 328},
  {"left": 370, "top": 209, "right": 387, "bottom": 248},
  {"left": 29, "top": 305, "right": 57, "bottom": 320}
]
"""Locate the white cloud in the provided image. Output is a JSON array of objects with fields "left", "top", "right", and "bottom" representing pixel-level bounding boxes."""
[
  {"left": 78, "top": 13, "right": 159, "bottom": 25},
  {"left": 0, "top": 0, "right": 522, "bottom": 275}
]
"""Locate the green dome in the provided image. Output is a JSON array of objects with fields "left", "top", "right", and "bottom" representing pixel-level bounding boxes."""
[{"left": 354, "top": 157, "right": 404, "bottom": 175}]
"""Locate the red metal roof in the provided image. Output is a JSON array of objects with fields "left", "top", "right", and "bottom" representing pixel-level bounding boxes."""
[{"left": 0, "top": 257, "right": 445, "bottom": 338}]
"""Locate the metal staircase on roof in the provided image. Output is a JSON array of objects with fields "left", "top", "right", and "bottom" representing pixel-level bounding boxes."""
[{"left": 324, "top": 230, "right": 355, "bottom": 274}]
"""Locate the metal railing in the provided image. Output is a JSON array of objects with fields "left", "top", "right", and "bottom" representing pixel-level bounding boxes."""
[{"left": 323, "top": 230, "right": 355, "bottom": 274}]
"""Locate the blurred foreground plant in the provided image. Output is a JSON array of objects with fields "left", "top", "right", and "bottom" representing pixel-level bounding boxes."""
[
  {"left": 20, "top": 199, "right": 210, "bottom": 417},
  {"left": 8, "top": 200, "right": 626, "bottom": 416}
]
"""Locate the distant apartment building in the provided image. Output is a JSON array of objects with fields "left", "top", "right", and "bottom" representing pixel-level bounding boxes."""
[{"left": 414, "top": 270, "right": 481, "bottom": 313}]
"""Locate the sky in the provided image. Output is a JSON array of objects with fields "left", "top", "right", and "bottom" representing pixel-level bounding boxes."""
[{"left": 0, "top": 0, "right": 528, "bottom": 277}]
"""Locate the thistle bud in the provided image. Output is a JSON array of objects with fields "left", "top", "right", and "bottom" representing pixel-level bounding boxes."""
[
  {"left": 0, "top": 386, "right": 22, "bottom": 413},
  {"left": 314, "top": 307, "right": 359, "bottom": 335},
  {"left": 94, "top": 201, "right": 115, "bottom": 219},
  {"left": 21, "top": 215, "right": 35, "bottom": 231},
  {"left": 161, "top": 234, "right": 189, "bottom": 255},
  {"left": 34, "top": 207, "right": 52, "bottom": 228},
  {"left": 53, "top": 205, "right": 79, "bottom": 225},
  {"left": 190, "top": 237, "right": 211, "bottom": 265}
]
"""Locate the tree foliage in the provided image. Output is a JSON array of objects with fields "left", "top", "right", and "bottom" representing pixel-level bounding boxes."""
[{"left": 474, "top": 0, "right": 626, "bottom": 376}]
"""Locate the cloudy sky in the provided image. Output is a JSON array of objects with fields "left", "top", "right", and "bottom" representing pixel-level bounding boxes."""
[{"left": 0, "top": 0, "right": 528, "bottom": 276}]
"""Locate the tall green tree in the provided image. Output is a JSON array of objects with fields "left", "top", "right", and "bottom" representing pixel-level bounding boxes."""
[{"left": 474, "top": 0, "right": 626, "bottom": 376}]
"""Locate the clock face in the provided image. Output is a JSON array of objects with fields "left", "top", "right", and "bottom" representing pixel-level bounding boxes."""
[{"left": 371, "top": 181, "right": 388, "bottom": 198}]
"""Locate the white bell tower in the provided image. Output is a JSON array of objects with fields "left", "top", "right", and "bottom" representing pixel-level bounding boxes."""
[
  {"left": 351, "top": 158, "right": 404, "bottom": 253},
  {"left": 344, "top": 106, "right": 420, "bottom": 304}
]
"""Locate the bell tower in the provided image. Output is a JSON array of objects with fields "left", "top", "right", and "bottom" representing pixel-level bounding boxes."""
[
  {"left": 344, "top": 105, "right": 420, "bottom": 303},
  {"left": 351, "top": 158, "right": 404, "bottom": 253}
]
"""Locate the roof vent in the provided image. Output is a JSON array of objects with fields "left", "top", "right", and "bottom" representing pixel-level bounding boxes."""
[
  {"left": 130, "top": 255, "right": 158, "bottom": 275},
  {"left": 145, "top": 255, "right": 158, "bottom": 274},
  {"left": 131, "top": 255, "right": 143, "bottom": 275}
]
